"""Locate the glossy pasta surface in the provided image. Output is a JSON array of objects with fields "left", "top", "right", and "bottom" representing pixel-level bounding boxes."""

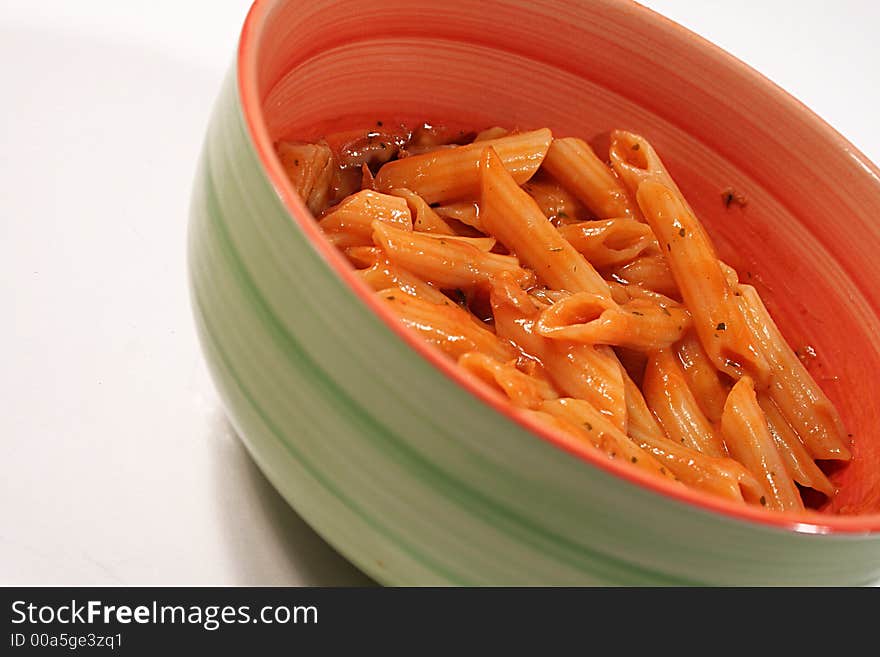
[{"left": 275, "top": 122, "right": 852, "bottom": 514}]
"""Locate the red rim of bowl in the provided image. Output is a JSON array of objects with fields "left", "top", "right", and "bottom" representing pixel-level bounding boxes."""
[{"left": 235, "top": 0, "right": 880, "bottom": 535}]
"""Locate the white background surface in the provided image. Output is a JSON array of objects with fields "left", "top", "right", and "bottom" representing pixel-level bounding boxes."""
[{"left": 2, "top": 1, "right": 878, "bottom": 585}]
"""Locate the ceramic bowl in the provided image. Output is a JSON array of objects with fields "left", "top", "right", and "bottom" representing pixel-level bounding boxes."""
[{"left": 189, "top": 0, "right": 880, "bottom": 584}]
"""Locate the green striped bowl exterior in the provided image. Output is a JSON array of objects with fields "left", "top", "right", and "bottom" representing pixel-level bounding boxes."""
[{"left": 187, "top": 69, "right": 880, "bottom": 586}]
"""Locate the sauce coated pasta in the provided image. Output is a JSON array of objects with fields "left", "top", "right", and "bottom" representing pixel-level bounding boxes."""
[{"left": 275, "top": 121, "right": 852, "bottom": 513}]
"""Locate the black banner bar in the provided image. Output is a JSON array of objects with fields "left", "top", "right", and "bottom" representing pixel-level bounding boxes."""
[{"left": 0, "top": 586, "right": 860, "bottom": 652}]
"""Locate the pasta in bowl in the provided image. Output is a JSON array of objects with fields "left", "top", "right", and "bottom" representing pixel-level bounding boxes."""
[
  {"left": 278, "top": 123, "right": 850, "bottom": 514},
  {"left": 189, "top": 0, "right": 880, "bottom": 584}
]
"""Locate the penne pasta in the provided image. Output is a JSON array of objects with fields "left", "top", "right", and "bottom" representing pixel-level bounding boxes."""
[
  {"left": 342, "top": 245, "right": 381, "bottom": 268},
  {"left": 605, "top": 249, "right": 680, "bottom": 299},
  {"left": 611, "top": 281, "right": 679, "bottom": 306},
  {"left": 406, "top": 123, "right": 476, "bottom": 154},
  {"left": 522, "top": 173, "right": 588, "bottom": 224},
  {"left": 721, "top": 377, "right": 804, "bottom": 512},
  {"left": 558, "top": 219, "right": 655, "bottom": 268},
  {"left": 415, "top": 233, "right": 497, "bottom": 252},
  {"left": 275, "top": 140, "right": 336, "bottom": 215},
  {"left": 636, "top": 180, "right": 770, "bottom": 386},
  {"left": 757, "top": 393, "right": 836, "bottom": 498},
  {"left": 328, "top": 165, "right": 363, "bottom": 205},
  {"left": 319, "top": 189, "right": 412, "bottom": 248},
  {"left": 387, "top": 187, "right": 456, "bottom": 234},
  {"left": 360, "top": 163, "right": 376, "bottom": 191},
  {"left": 322, "top": 123, "right": 411, "bottom": 169},
  {"left": 623, "top": 374, "right": 766, "bottom": 504},
  {"left": 374, "top": 128, "right": 553, "bottom": 203},
  {"left": 433, "top": 201, "right": 484, "bottom": 233},
  {"left": 608, "top": 130, "right": 680, "bottom": 201},
  {"left": 372, "top": 221, "right": 533, "bottom": 291},
  {"left": 737, "top": 284, "right": 851, "bottom": 461},
  {"left": 458, "top": 351, "right": 558, "bottom": 410},
  {"left": 528, "top": 288, "right": 572, "bottom": 308},
  {"left": 536, "top": 291, "right": 691, "bottom": 351},
  {"left": 480, "top": 146, "right": 612, "bottom": 298},
  {"left": 523, "top": 409, "right": 622, "bottom": 464},
  {"left": 643, "top": 348, "right": 728, "bottom": 458},
  {"left": 291, "top": 120, "right": 851, "bottom": 514},
  {"left": 542, "top": 137, "right": 641, "bottom": 220},
  {"left": 540, "top": 397, "right": 677, "bottom": 481},
  {"left": 474, "top": 126, "right": 510, "bottom": 142},
  {"left": 621, "top": 371, "right": 666, "bottom": 446},
  {"left": 354, "top": 250, "right": 451, "bottom": 305},
  {"left": 490, "top": 274, "right": 628, "bottom": 430},
  {"left": 676, "top": 331, "right": 730, "bottom": 423},
  {"left": 378, "top": 287, "right": 516, "bottom": 362},
  {"left": 718, "top": 260, "right": 741, "bottom": 289}
]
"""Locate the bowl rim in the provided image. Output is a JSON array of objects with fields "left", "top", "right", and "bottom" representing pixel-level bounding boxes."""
[{"left": 235, "top": 0, "right": 880, "bottom": 535}]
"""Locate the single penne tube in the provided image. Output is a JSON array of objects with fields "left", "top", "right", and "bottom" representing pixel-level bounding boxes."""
[
  {"left": 536, "top": 291, "right": 691, "bottom": 351},
  {"left": 489, "top": 274, "right": 627, "bottom": 429},
  {"left": 636, "top": 180, "right": 770, "bottom": 385},
  {"left": 676, "top": 330, "right": 730, "bottom": 423},
  {"left": 757, "top": 393, "right": 836, "bottom": 498},
  {"left": 608, "top": 130, "right": 733, "bottom": 290},
  {"left": 480, "top": 146, "right": 613, "bottom": 298},
  {"left": 737, "top": 284, "right": 851, "bottom": 461},
  {"left": 610, "top": 131, "right": 740, "bottom": 262},
  {"left": 605, "top": 250, "right": 680, "bottom": 299},
  {"left": 643, "top": 348, "right": 728, "bottom": 458},
  {"left": 623, "top": 374, "right": 766, "bottom": 503},
  {"left": 541, "top": 137, "right": 641, "bottom": 220},
  {"left": 721, "top": 377, "right": 805, "bottom": 512},
  {"left": 521, "top": 174, "right": 588, "bottom": 223},
  {"left": 355, "top": 253, "right": 451, "bottom": 305},
  {"left": 387, "top": 187, "right": 456, "bottom": 234},
  {"left": 378, "top": 287, "right": 516, "bottom": 362},
  {"left": 275, "top": 140, "right": 335, "bottom": 215},
  {"left": 372, "top": 221, "right": 534, "bottom": 290},
  {"left": 458, "top": 351, "right": 558, "bottom": 410},
  {"left": 319, "top": 189, "right": 412, "bottom": 247},
  {"left": 558, "top": 219, "right": 655, "bottom": 268},
  {"left": 374, "top": 128, "right": 553, "bottom": 203},
  {"left": 608, "top": 130, "right": 679, "bottom": 200}
]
